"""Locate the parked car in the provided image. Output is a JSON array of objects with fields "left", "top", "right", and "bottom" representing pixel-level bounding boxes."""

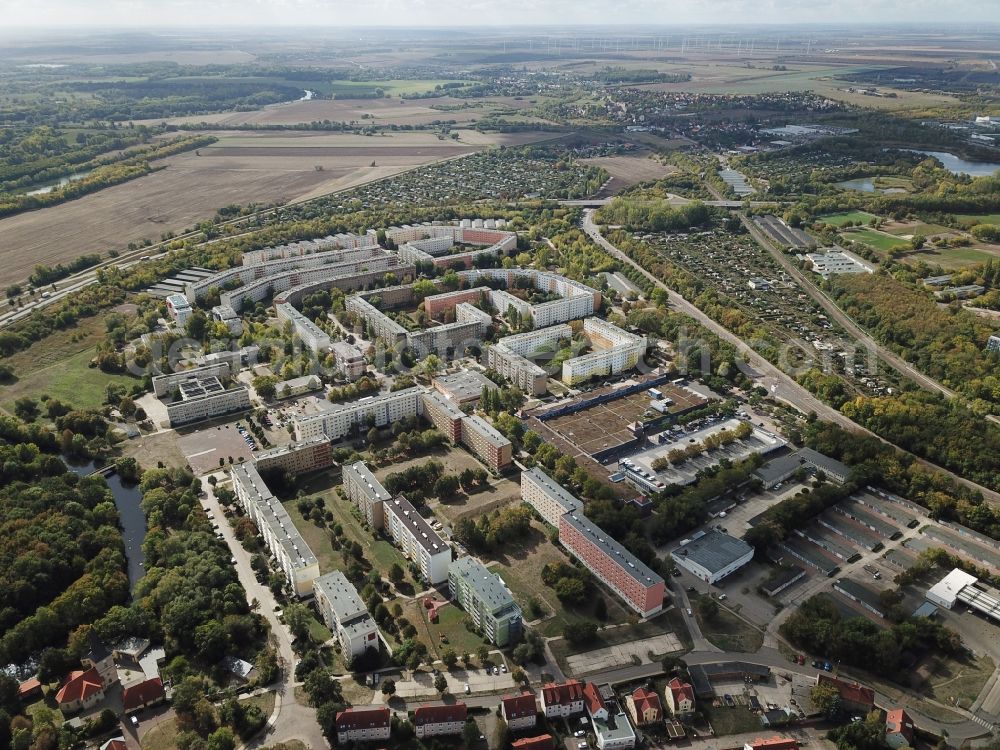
[
  {"left": 464, "top": 683, "right": 470, "bottom": 694},
  {"left": 823, "top": 662, "right": 833, "bottom": 672},
  {"left": 574, "top": 731, "right": 586, "bottom": 738}
]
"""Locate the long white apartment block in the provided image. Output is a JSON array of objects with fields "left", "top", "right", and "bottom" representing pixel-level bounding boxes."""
[
  {"left": 220, "top": 254, "right": 401, "bottom": 312},
  {"left": 152, "top": 361, "right": 233, "bottom": 397},
  {"left": 294, "top": 386, "right": 423, "bottom": 441},
  {"left": 230, "top": 463, "right": 319, "bottom": 598},
  {"left": 276, "top": 302, "right": 331, "bottom": 354},
  {"left": 460, "top": 268, "right": 601, "bottom": 328},
  {"left": 521, "top": 466, "right": 584, "bottom": 527},
  {"left": 242, "top": 232, "right": 379, "bottom": 265},
  {"left": 186, "top": 245, "right": 386, "bottom": 302},
  {"left": 486, "top": 324, "right": 571, "bottom": 396},
  {"left": 165, "top": 378, "right": 251, "bottom": 426},
  {"left": 561, "top": 318, "right": 646, "bottom": 386},
  {"left": 343, "top": 461, "right": 391, "bottom": 529},
  {"left": 383, "top": 495, "right": 451, "bottom": 584},
  {"left": 346, "top": 295, "right": 408, "bottom": 343},
  {"left": 313, "top": 571, "right": 381, "bottom": 660}
]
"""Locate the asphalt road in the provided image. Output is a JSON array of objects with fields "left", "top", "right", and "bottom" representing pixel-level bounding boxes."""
[{"left": 581, "top": 210, "right": 1000, "bottom": 506}]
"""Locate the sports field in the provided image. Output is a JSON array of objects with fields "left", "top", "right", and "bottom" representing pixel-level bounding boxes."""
[{"left": 817, "top": 210, "right": 877, "bottom": 227}]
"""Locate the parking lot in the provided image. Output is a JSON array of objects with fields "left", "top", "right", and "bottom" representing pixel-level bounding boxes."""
[
  {"left": 177, "top": 419, "right": 258, "bottom": 474},
  {"left": 628, "top": 418, "right": 785, "bottom": 486}
]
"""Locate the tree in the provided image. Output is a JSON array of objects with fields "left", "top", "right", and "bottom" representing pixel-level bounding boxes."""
[
  {"left": 434, "top": 474, "right": 460, "bottom": 498},
  {"left": 553, "top": 577, "right": 587, "bottom": 605},
  {"left": 252, "top": 375, "right": 279, "bottom": 399},
  {"left": 13, "top": 397, "right": 38, "bottom": 422},
  {"left": 442, "top": 649, "right": 458, "bottom": 670},
  {"left": 462, "top": 719, "right": 481, "bottom": 747},
  {"left": 697, "top": 597, "right": 719, "bottom": 621},
  {"left": 811, "top": 682, "right": 841, "bottom": 719},
  {"left": 185, "top": 311, "right": 209, "bottom": 340},
  {"left": 388, "top": 563, "right": 405, "bottom": 584},
  {"left": 434, "top": 673, "right": 448, "bottom": 694},
  {"left": 207, "top": 727, "right": 236, "bottom": 750},
  {"left": 563, "top": 620, "right": 598, "bottom": 646},
  {"left": 476, "top": 645, "right": 491, "bottom": 665},
  {"left": 381, "top": 678, "right": 396, "bottom": 696}
]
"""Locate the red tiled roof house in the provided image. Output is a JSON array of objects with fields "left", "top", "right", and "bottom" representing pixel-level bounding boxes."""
[
  {"left": 583, "top": 682, "right": 609, "bottom": 722},
  {"left": 665, "top": 677, "right": 695, "bottom": 717},
  {"left": 744, "top": 737, "right": 799, "bottom": 750},
  {"left": 55, "top": 667, "right": 105, "bottom": 713},
  {"left": 413, "top": 703, "right": 467, "bottom": 738},
  {"left": 122, "top": 677, "right": 166, "bottom": 714},
  {"left": 626, "top": 687, "right": 663, "bottom": 727},
  {"left": 885, "top": 708, "right": 915, "bottom": 749},
  {"left": 335, "top": 706, "right": 390, "bottom": 744},
  {"left": 502, "top": 692, "right": 538, "bottom": 731},
  {"left": 541, "top": 680, "right": 586, "bottom": 718}
]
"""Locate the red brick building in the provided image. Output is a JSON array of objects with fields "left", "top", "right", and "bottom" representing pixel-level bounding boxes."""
[{"left": 558, "top": 512, "right": 665, "bottom": 617}]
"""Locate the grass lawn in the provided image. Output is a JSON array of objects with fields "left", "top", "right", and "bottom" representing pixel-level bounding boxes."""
[
  {"left": 881, "top": 222, "right": 953, "bottom": 237},
  {"left": 429, "top": 601, "right": 489, "bottom": 656},
  {"left": 816, "top": 210, "right": 877, "bottom": 227},
  {"left": 702, "top": 703, "right": 765, "bottom": 735},
  {"left": 0, "top": 314, "right": 139, "bottom": 413},
  {"left": 306, "top": 487, "right": 423, "bottom": 592},
  {"left": 955, "top": 213, "right": 1000, "bottom": 227},
  {"left": 141, "top": 717, "right": 181, "bottom": 750},
  {"left": 548, "top": 609, "right": 684, "bottom": 672},
  {"left": 904, "top": 245, "right": 1000, "bottom": 269},
  {"left": 840, "top": 227, "right": 910, "bottom": 252},
  {"left": 923, "top": 653, "right": 996, "bottom": 710},
  {"left": 692, "top": 595, "right": 764, "bottom": 653},
  {"left": 488, "top": 522, "right": 630, "bottom": 639},
  {"left": 239, "top": 690, "right": 276, "bottom": 717}
]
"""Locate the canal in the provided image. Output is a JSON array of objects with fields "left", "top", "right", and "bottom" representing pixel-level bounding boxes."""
[{"left": 66, "top": 459, "right": 147, "bottom": 593}]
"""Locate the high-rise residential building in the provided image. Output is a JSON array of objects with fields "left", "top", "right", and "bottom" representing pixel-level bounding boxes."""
[
  {"left": 253, "top": 434, "right": 333, "bottom": 475},
  {"left": 230, "top": 463, "right": 319, "bottom": 597},
  {"left": 449, "top": 557, "right": 523, "bottom": 647},
  {"left": 383, "top": 496, "right": 451, "bottom": 585},
  {"left": 313, "top": 571, "right": 381, "bottom": 660},
  {"left": 558, "top": 512, "right": 665, "bottom": 618},
  {"left": 459, "top": 414, "right": 513, "bottom": 471},
  {"left": 521, "top": 467, "right": 583, "bottom": 527},
  {"left": 342, "top": 461, "right": 390, "bottom": 529}
]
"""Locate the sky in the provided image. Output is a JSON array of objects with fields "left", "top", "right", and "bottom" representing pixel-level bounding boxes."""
[{"left": 1, "top": 0, "right": 998, "bottom": 28}]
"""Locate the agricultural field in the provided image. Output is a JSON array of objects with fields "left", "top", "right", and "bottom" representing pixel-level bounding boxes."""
[
  {"left": 580, "top": 151, "right": 679, "bottom": 194},
  {"left": 955, "top": 213, "right": 1000, "bottom": 227},
  {"left": 0, "top": 130, "right": 506, "bottom": 287}
]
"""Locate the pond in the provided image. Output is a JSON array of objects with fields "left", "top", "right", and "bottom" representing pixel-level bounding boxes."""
[
  {"left": 835, "top": 177, "right": 907, "bottom": 194},
  {"left": 904, "top": 150, "right": 1000, "bottom": 177},
  {"left": 65, "top": 458, "right": 147, "bottom": 593},
  {"left": 23, "top": 170, "right": 92, "bottom": 196}
]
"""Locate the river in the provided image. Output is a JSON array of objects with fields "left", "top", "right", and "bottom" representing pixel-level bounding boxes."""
[
  {"left": 65, "top": 459, "right": 147, "bottom": 593},
  {"left": 23, "top": 170, "right": 92, "bottom": 196},
  {"left": 904, "top": 150, "right": 1000, "bottom": 177}
]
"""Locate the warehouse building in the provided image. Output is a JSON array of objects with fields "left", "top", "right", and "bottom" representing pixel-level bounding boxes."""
[
  {"left": 449, "top": 556, "right": 523, "bottom": 646},
  {"left": 671, "top": 530, "right": 754, "bottom": 584},
  {"left": 313, "top": 571, "right": 381, "bottom": 660}
]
